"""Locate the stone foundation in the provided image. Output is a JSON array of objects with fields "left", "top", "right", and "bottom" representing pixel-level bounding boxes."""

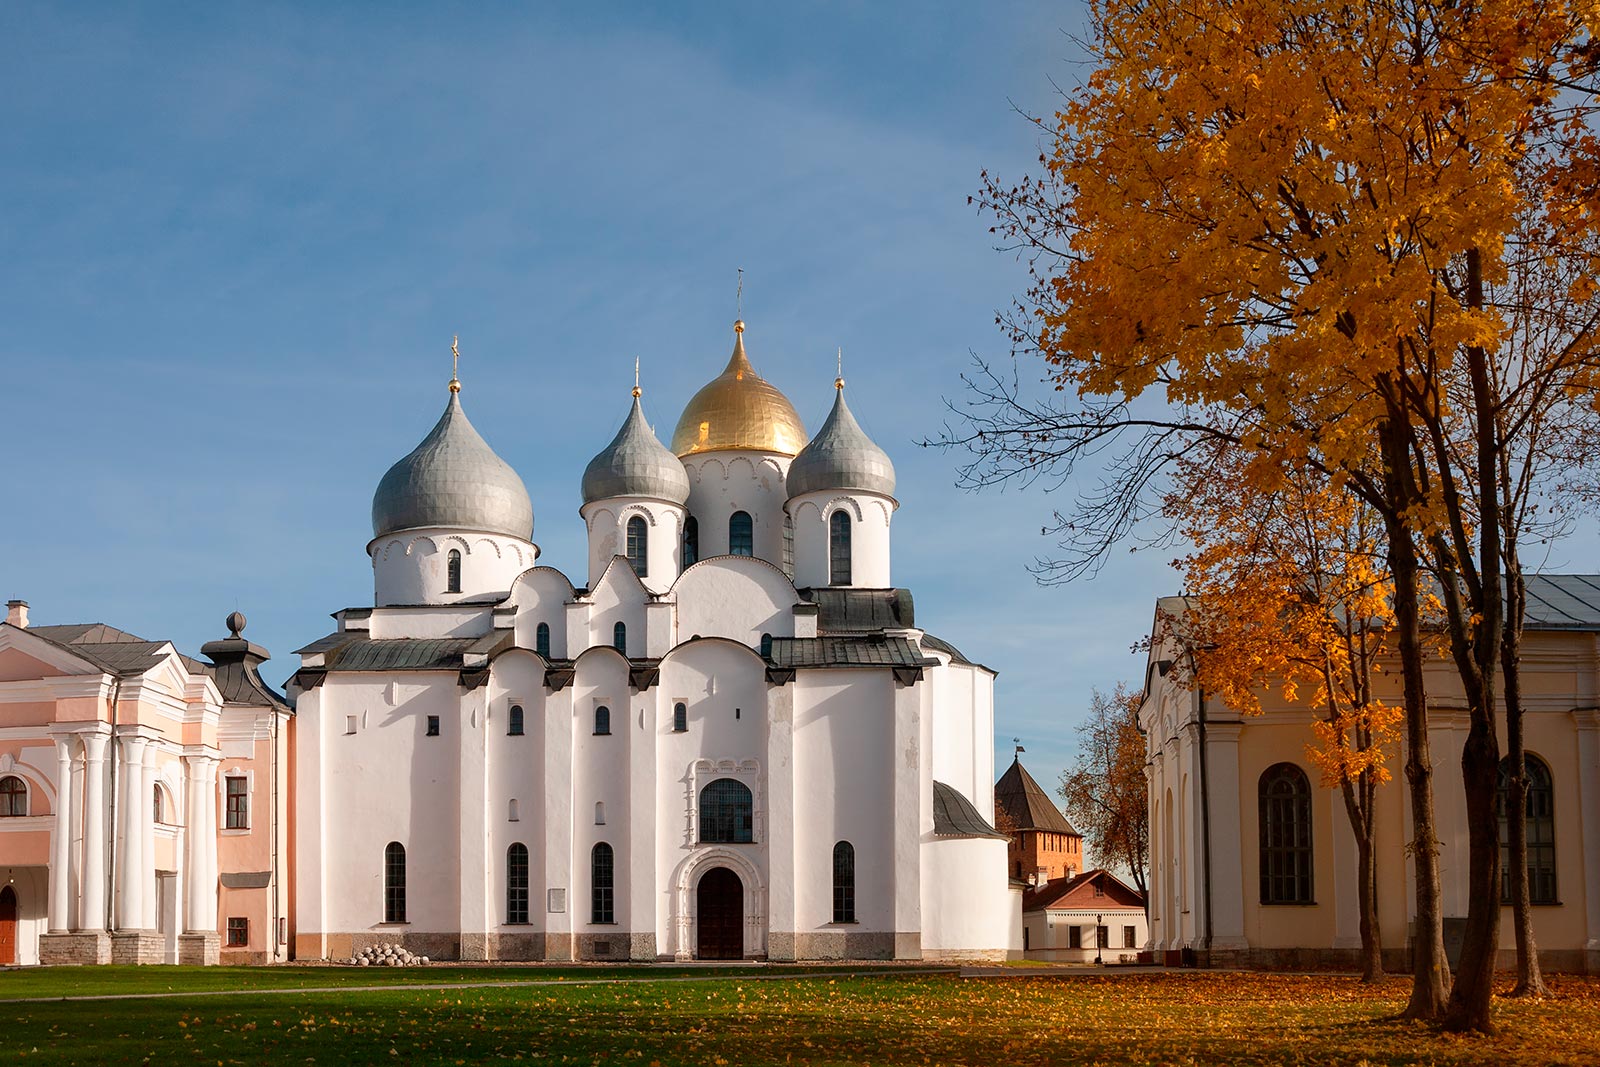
[
  {"left": 790, "top": 931, "right": 896, "bottom": 960},
  {"left": 39, "top": 932, "right": 111, "bottom": 965},
  {"left": 543, "top": 932, "right": 573, "bottom": 962},
  {"left": 483, "top": 932, "right": 545, "bottom": 961},
  {"left": 178, "top": 932, "right": 220, "bottom": 966},
  {"left": 1190, "top": 944, "right": 1594, "bottom": 975},
  {"left": 573, "top": 932, "right": 653, "bottom": 961},
  {"left": 110, "top": 931, "right": 166, "bottom": 965}
]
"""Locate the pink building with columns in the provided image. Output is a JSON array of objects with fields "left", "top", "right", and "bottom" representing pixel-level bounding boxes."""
[{"left": 0, "top": 600, "right": 290, "bottom": 966}]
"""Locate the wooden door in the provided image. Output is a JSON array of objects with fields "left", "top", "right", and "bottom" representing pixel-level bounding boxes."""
[
  {"left": 0, "top": 886, "right": 17, "bottom": 966},
  {"left": 695, "top": 867, "right": 743, "bottom": 960}
]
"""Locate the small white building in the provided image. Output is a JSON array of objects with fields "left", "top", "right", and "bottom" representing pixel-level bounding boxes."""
[
  {"left": 289, "top": 322, "right": 1016, "bottom": 962},
  {"left": 1021, "top": 868, "right": 1148, "bottom": 963}
]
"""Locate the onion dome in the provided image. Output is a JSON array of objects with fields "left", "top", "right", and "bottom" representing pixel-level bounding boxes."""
[
  {"left": 371, "top": 389, "right": 534, "bottom": 541},
  {"left": 670, "top": 321, "right": 808, "bottom": 457},
  {"left": 786, "top": 379, "right": 896, "bottom": 498},
  {"left": 582, "top": 392, "right": 690, "bottom": 505}
]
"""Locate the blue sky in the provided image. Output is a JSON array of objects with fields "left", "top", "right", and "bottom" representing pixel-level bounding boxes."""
[{"left": 2, "top": 2, "right": 1178, "bottom": 827}]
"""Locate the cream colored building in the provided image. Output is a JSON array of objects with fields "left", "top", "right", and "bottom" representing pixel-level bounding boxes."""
[{"left": 1142, "top": 580, "right": 1600, "bottom": 972}]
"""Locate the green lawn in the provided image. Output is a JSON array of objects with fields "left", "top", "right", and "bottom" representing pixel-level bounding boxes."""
[{"left": 1, "top": 969, "right": 1595, "bottom": 1065}]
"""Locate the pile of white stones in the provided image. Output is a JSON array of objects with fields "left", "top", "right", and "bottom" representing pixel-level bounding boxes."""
[{"left": 346, "top": 942, "right": 429, "bottom": 967}]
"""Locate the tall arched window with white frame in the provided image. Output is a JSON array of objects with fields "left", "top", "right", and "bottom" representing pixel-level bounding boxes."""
[
  {"left": 446, "top": 549, "right": 462, "bottom": 593},
  {"left": 829, "top": 510, "right": 852, "bottom": 585},
  {"left": 626, "top": 516, "right": 648, "bottom": 578}
]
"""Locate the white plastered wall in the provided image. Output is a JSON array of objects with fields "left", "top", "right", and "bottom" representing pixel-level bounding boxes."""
[
  {"left": 370, "top": 528, "right": 539, "bottom": 606},
  {"left": 786, "top": 491, "right": 894, "bottom": 589},
  {"left": 580, "top": 499, "right": 685, "bottom": 595},
  {"left": 671, "top": 558, "right": 798, "bottom": 648},
  {"left": 681, "top": 452, "right": 792, "bottom": 567}
]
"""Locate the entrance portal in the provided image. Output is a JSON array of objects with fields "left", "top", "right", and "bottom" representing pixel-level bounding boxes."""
[
  {"left": 695, "top": 866, "right": 743, "bottom": 960},
  {"left": 0, "top": 886, "right": 16, "bottom": 965}
]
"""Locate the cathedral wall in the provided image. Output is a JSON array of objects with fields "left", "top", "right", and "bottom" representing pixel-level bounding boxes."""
[
  {"left": 509, "top": 568, "right": 575, "bottom": 658},
  {"left": 370, "top": 529, "right": 538, "bottom": 607},
  {"left": 486, "top": 653, "right": 547, "bottom": 941},
  {"left": 313, "top": 675, "right": 463, "bottom": 939},
  {"left": 582, "top": 500, "right": 684, "bottom": 595},
  {"left": 580, "top": 567, "right": 648, "bottom": 659},
  {"left": 682, "top": 452, "right": 791, "bottom": 566},
  {"left": 919, "top": 836, "right": 1012, "bottom": 961},
  {"left": 787, "top": 493, "right": 893, "bottom": 589},
  {"left": 791, "top": 671, "right": 896, "bottom": 936},
  {"left": 928, "top": 661, "right": 992, "bottom": 818},
  {"left": 573, "top": 650, "right": 634, "bottom": 936},
  {"left": 366, "top": 606, "right": 493, "bottom": 640},
  {"left": 672, "top": 559, "right": 797, "bottom": 648}
]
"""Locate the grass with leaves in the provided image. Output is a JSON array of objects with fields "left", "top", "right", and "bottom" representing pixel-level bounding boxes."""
[{"left": 3, "top": 970, "right": 1597, "bottom": 1065}]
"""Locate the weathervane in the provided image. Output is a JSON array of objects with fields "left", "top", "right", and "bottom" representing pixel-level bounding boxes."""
[{"left": 449, "top": 334, "right": 461, "bottom": 394}]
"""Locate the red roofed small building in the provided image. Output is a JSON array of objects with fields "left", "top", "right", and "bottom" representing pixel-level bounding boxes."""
[
  {"left": 994, "top": 754, "right": 1083, "bottom": 883},
  {"left": 1021, "top": 868, "right": 1147, "bottom": 962}
]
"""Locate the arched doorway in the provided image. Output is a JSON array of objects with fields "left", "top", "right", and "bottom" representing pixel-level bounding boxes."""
[
  {"left": 696, "top": 866, "right": 743, "bottom": 960},
  {"left": 0, "top": 886, "right": 17, "bottom": 966}
]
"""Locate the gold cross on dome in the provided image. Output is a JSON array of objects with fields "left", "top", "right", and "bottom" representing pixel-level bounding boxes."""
[{"left": 449, "top": 335, "right": 461, "bottom": 393}]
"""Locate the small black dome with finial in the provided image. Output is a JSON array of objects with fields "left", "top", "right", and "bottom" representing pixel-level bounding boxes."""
[{"left": 226, "top": 611, "right": 247, "bottom": 638}]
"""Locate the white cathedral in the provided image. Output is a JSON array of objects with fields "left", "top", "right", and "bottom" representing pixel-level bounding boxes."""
[{"left": 286, "top": 321, "right": 1015, "bottom": 962}]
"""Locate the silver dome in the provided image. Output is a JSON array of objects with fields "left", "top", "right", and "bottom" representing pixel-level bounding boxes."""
[
  {"left": 371, "top": 392, "right": 534, "bottom": 541},
  {"left": 582, "top": 395, "right": 690, "bottom": 505},
  {"left": 786, "top": 384, "right": 896, "bottom": 499}
]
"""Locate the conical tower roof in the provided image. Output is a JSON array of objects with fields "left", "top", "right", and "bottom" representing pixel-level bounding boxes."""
[
  {"left": 670, "top": 321, "right": 807, "bottom": 457},
  {"left": 786, "top": 380, "right": 896, "bottom": 498},
  {"left": 582, "top": 393, "right": 690, "bottom": 505},
  {"left": 995, "top": 756, "right": 1079, "bottom": 836},
  {"left": 371, "top": 390, "right": 534, "bottom": 541}
]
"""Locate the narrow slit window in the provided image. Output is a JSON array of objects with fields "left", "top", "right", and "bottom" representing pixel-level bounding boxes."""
[
  {"left": 506, "top": 843, "right": 530, "bottom": 924},
  {"left": 535, "top": 622, "right": 551, "bottom": 658},
  {"left": 729, "top": 511, "right": 754, "bottom": 556},
  {"left": 595, "top": 801, "right": 606, "bottom": 825},
  {"left": 833, "top": 840, "right": 856, "bottom": 923},
  {"left": 673, "top": 701, "right": 687, "bottom": 733},
  {"left": 759, "top": 633, "right": 773, "bottom": 659},
  {"left": 508, "top": 704, "right": 524, "bottom": 736},
  {"left": 626, "top": 516, "right": 648, "bottom": 578},
  {"left": 829, "top": 511, "right": 852, "bottom": 585},
  {"left": 591, "top": 842, "right": 615, "bottom": 924},
  {"left": 384, "top": 842, "right": 406, "bottom": 923},
  {"left": 447, "top": 549, "right": 462, "bottom": 593},
  {"left": 613, "top": 622, "right": 627, "bottom": 655},
  {"left": 594, "top": 705, "right": 611, "bottom": 736},
  {"left": 683, "top": 516, "right": 699, "bottom": 568}
]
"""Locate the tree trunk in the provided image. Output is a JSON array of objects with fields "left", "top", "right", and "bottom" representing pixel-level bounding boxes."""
[
  {"left": 1443, "top": 266, "right": 1504, "bottom": 1035},
  {"left": 1379, "top": 408, "right": 1449, "bottom": 1020},
  {"left": 1341, "top": 772, "right": 1383, "bottom": 982},
  {"left": 1503, "top": 566, "right": 1548, "bottom": 996}
]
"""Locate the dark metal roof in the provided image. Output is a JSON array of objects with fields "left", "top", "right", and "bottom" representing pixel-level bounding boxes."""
[
  {"left": 1524, "top": 575, "right": 1600, "bottom": 630},
  {"left": 295, "top": 631, "right": 510, "bottom": 673},
  {"left": 919, "top": 633, "right": 974, "bottom": 666},
  {"left": 767, "top": 635, "right": 926, "bottom": 669},
  {"left": 798, "top": 588, "right": 914, "bottom": 632},
  {"left": 995, "top": 757, "right": 1079, "bottom": 836},
  {"left": 931, "top": 781, "right": 1009, "bottom": 839},
  {"left": 30, "top": 623, "right": 146, "bottom": 645}
]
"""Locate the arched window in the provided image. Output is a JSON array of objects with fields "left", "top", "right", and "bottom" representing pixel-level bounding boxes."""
[
  {"left": 152, "top": 784, "right": 164, "bottom": 824},
  {"left": 506, "top": 843, "right": 530, "bottom": 924},
  {"left": 446, "top": 549, "right": 462, "bottom": 594},
  {"left": 683, "top": 516, "right": 699, "bottom": 568},
  {"left": 0, "top": 776, "right": 26, "bottom": 817},
  {"left": 698, "top": 778, "right": 754, "bottom": 843},
  {"left": 507, "top": 704, "right": 524, "bottom": 737},
  {"left": 1259, "top": 763, "right": 1313, "bottom": 904},
  {"left": 613, "top": 622, "right": 627, "bottom": 655},
  {"left": 625, "top": 516, "right": 648, "bottom": 578},
  {"left": 673, "top": 701, "right": 688, "bottom": 732},
  {"left": 833, "top": 841, "right": 856, "bottom": 923},
  {"left": 535, "top": 623, "right": 551, "bottom": 659},
  {"left": 729, "top": 511, "right": 754, "bottom": 557},
  {"left": 384, "top": 842, "right": 407, "bottom": 923},
  {"left": 591, "top": 842, "right": 615, "bottom": 923},
  {"left": 594, "top": 705, "right": 611, "bottom": 736},
  {"left": 759, "top": 633, "right": 773, "bottom": 659},
  {"left": 1497, "top": 754, "right": 1557, "bottom": 904},
  {"left": 595, "top": 801, "right": 606, "bottom": 825},
  {"left": 508, "top": 798, "right": 520, "bottom": 822},
  {"left": 829, "top": 510, "right": 852, "bottom": 585}
]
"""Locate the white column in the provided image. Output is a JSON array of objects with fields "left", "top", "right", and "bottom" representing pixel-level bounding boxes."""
[
  {"left": 185, "top": 754, "right": 219, "bottom": 932},
  {"left": 764, "top": 682, "right": 796, "bottom": 960},
  {"left": 118, "top": 735, "right": 148, "bottom": 929},
  {"left": 1572, "top": 710, "right": 1600, "bottom": 957},
  {"left": 80, "top": 732, "right": 110, "bottom": 932},
  {"left": 1203, "top": 721, "right": 1248, "bottom": 951},
  {"left": 542, "top": 686, "right": 574, "bottom": 960},
  {"left": 49, "top": 737, "right": 75, "bottom": 932},
  {"left": 142, "top": 747, "right": 159, "bottom": 930},
  {"left": 891, "top": 680, "right": 922, "bottom": 957},
  {"left": 458, "top": 688, "right": 489, "bottom": 958}
]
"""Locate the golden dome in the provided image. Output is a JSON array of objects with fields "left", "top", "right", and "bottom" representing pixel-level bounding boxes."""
[{"left": 670, "top": 321, "right": 808, "bottom": 457}]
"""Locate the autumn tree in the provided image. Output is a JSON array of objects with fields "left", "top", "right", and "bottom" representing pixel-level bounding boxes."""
[
  {"left": 1059, "top": 683, "right": 1150, "bottom": 899},
  {"left": 1163, "top": 446, "right": 1403, "bottom": 983},
  {"left": 949, "top": 0, "right": 1599, "bottom": 1031}
]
